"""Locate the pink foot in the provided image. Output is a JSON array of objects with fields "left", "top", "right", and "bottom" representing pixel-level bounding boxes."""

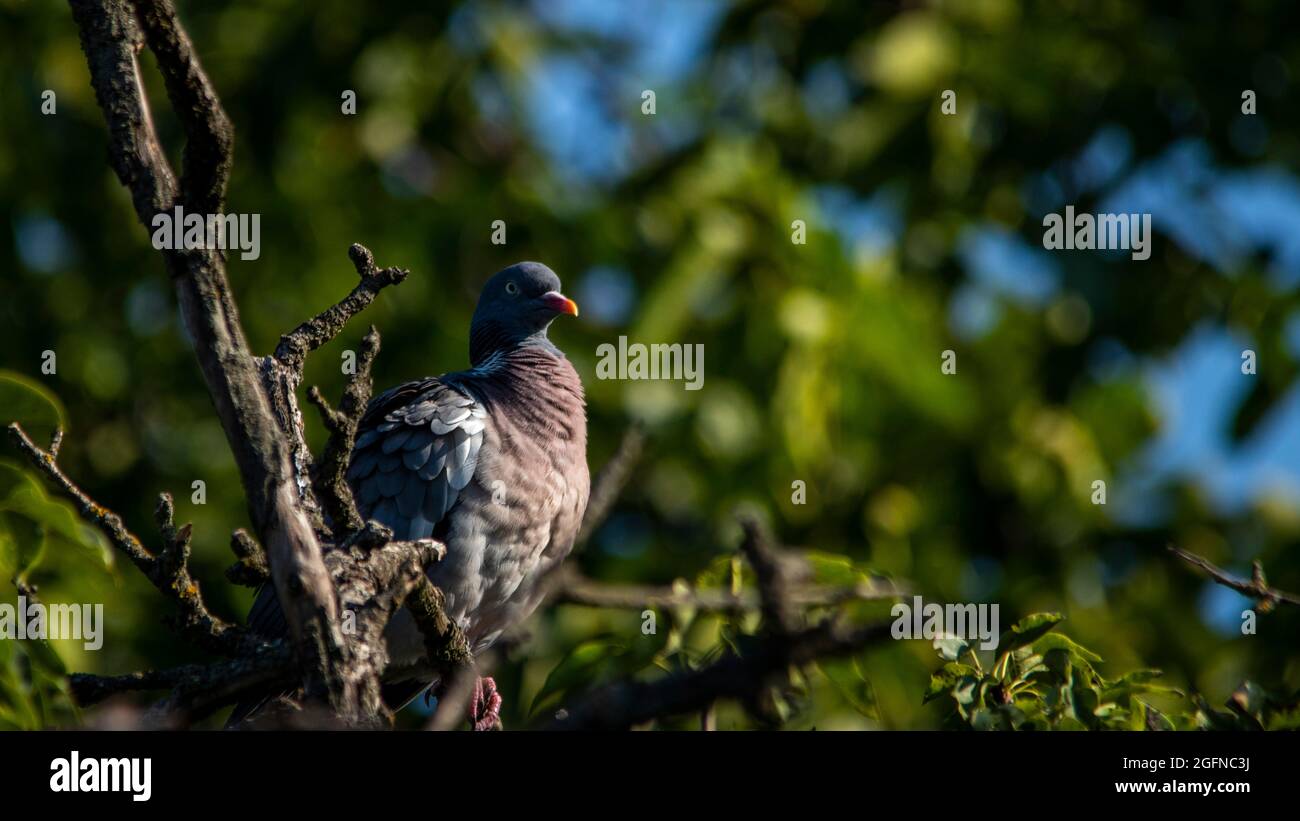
[{"left": 470, "top": 676, "right": 503, "bottom": 731}]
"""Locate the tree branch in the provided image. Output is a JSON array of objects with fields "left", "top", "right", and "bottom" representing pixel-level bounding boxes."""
[
  {"left": 67, "top": 0, "right": 409, "bottom": 722},
  {"left": 69, "top": 640, "right": 293, "bottom": 713},
  {"left": 406, "top": 578, "right": 484, "bottom": 731},
  {"left": 547, "top": 618, "right": 893, "bottom": 730},
  {"left": 8, "top": 423, "right": 250, "bottom": 656},
  {"left": 1168, "top": 545, "right": 1300, "bottom": 611},
  {"left": 306, "top": 322, "right": 382, "bottom": 537},
  {"left": 547, "top": 518, "right": 894, "bottom": 730},
  {"left": 131, "top": 0, "right": 232, "bottom": 213},
  {"left": 69, "top": 532, "right": 448, "bottom": 723},
  {"left": 738, "top": 515, "right": 806, "bottom": 636},
  {"left": 225, "top": 528, "right": 269, "bottom": 587},
  {"left": 405, "top": 578, "right": 472, "bottom": 684},
  {"left": 276, "top": 245, "right": 408, "bottom": 372},
  {"left": 551, "top": 567, "right": 902, "bottom": 613}
]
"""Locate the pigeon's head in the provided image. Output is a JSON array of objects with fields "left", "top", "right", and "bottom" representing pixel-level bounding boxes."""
[{"left": 470, "top": 261, "right": 579, "bottom": 364}]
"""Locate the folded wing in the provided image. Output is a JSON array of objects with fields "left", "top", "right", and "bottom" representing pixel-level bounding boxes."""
[{"left": 346, "top": 378, "right": 488, "bottom": 540}]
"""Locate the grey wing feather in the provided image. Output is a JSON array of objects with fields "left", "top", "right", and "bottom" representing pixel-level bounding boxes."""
[
  {"left": 347, "top": 449, "right": 380, "bottom": 481},
  {"left": 376, "top": 470, "right": 404, "bottom": 497},
  {"left": 347, "top": 378, "right": 487, "bottom": 540},
  {"left": 402, "top": 441, "right": 432, "bottom": 470},
  {"left": 424, "top": 479, "right": 449, "bottom": 523},
  {"left": 396, "top": 474, "right": 425, "bottom": 519}
]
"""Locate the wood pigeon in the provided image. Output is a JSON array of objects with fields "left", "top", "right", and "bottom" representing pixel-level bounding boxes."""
[{"left": 233, "top": 261, "right": 589, "bottom": 728}]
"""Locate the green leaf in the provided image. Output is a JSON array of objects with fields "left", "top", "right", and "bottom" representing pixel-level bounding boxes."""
[
  {"left": 1010, "top": 649, "right": 1048, "bottom": 681},
  {"left": 1032, "top": 633, "right": 1101, "bottom": 664},
  {"left": 970, "top": 707, "right": 1009, "bottom": 730},
  {"left": 1031, "top": 633, "right": 1103, "bottom": 682},
  {"left": 694, "top": 554, "right": 747, "bottom": 589},
  {"left": 932, "top": 633, "right": 969, "bottom": 661},
  {"left": 0, "top": 461, "right": 111, "bottom": 576},
  {"left": 0, "top": 371, "right": 65, "bottom": 444},
  {"left": 1109, "top": 669, "right": 1164, "bottom": 686},
  {"left": 820, "top": 656, "right": 880, "bottom": 720},
  {"left": 1068, "top": 666, "right": 1100, "bottom": 728},
  {"left": 997, "top": 612, "right": 1063, "bottom": 655},
  {"left": 924, "top": 661, "right": 978, "bottom": 704},
  {"left": 530, "top": 638, "right": 626, "bottom": 714},
  {"left": 0, "top": 511, "right": 45, "bottom": 579},
  {"left": 1101, "top": 669, "right": 1183, "bottom": 703},
  {"left": 20, "top": 638, "right": 67, "bottom": 677},
  {"left": 802, "top": 551, "right": 889, "bottom": 591}
]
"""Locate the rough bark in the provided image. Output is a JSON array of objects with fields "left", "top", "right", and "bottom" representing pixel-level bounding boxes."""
[{"left": 67, "top": 0, "right": 372, "bottom": 721}]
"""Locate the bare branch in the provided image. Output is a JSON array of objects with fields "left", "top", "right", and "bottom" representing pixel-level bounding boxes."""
[
  {"left": 404, "top": 576, "right": 484, "bottom": 731},
  {"left": 547, "top": 518, "right": 894, "bottom": 730},
  {"left": 405, "top": 578, "right": 472, "bottom": 682},
  {"left": 69, "top": 640, "right": 293, "bottom": 712},
  {"left": 68, "top": 0, "right": 175, "bottom": 218},
  {"left": 132, "top": 0, "right": 233, "bottom": 212},
  {"left": 225, "top": 528, "right": 269, "bottom": 587},
  {"left": 49, "top": 428, "right": 64, "bottom": 460},
  {"left": 552, "top": 567, "right": 902, "bottom": 613},
  {"left": 275, "top": 246, "right": 408, "bottom": 373},
  {"left": 72, "top": 533, "right": 445, "bottom": 723},
  {"left": 1168, "top": 545, "right": 1300, "bottom": 610},
  {"left": 426, "top": 646, "right": 501, "bottom": 732},
  {"left": 738, "top": 515, "right": 807, "bottom": 636},
  {"left": 308, "top": 324, "right": 382, "bottom": 536},
  {"left": 7, "top": 422, "right": 152, "bottom": 570},
  {"left": 67, "top": 0, "right": 369, "bottom": 718},
  {"left": 547, "top": 618, "right": 893, "bottom": 730},
  {"left": 8, "top": 423, "right": 249, "bottom": 656},
  {"left": 427, "top": 664, "right": 479, "bottom": 731}
]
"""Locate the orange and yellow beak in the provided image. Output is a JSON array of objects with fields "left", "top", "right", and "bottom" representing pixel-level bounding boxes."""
[{"left": 540, "top": 291, "right": 579, "bottom": 317}]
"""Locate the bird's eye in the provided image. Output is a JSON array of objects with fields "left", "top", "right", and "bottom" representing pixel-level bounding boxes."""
[{"left": 505, "top": 281, "right": 519, "bottom": 295}]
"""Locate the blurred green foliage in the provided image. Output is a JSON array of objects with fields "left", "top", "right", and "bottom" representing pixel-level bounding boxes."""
[{"left": 2, "top": 0, "right": 1299, "bottom": 728}]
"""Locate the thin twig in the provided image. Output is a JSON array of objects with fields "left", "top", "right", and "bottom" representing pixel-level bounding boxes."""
[
  {"left": 1168, "top": 545, "right": 1300, "bottom": 610},
  {"left": 552, "top": 567, "right": 903, "bottom": 613},
  {"left": 7, "top": 423, "right": 248, "bottom": 656},
  {"left": 225, "top": 528, "right": 269, "bottom": 587},
  {"left": 307, "top": 323, "right": 382, "bottom": 536},
  {"left": 738, "top": 515, "right": 806, "bottom": 636},
  {"left": 275, "top": 245, "right": 407, "bottom": 373},
  {"left": 49, "top": 428, "right": 64, "bottom": 460}
]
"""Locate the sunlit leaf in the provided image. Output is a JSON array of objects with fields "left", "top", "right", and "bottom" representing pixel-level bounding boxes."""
[
  {"left": 0, "top": 371, "right": 65, "bottom": 444},
  {"left": 997, "top": 612, "right": 1063, "bottom": 655}
]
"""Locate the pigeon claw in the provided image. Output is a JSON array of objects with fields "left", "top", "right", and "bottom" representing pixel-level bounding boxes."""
[{"left": 470, "top": 676, "right": 503, "bottom": 731}]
